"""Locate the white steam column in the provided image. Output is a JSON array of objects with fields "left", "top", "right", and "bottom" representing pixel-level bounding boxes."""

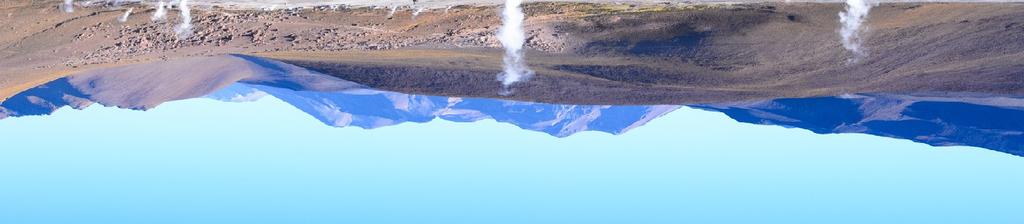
[
  {"left": 497, "top": 0, "right": 534, "bottom": 95},
  {"left": 118, "top": 8, "right": 133, "bottom": 23},
  {"left": 839, "top": 0, "right": 876, "bottom": 62},
  {"left": 386, "top": 6, "right": 398, "bottom": 19},
  {"left": 62, "top": 0, "right": 74, "bottom": 13},
  {"left": 175, "top": 0, "right": 193, "bottom": 39},
  {"left": 152, "top": 1, "right": 167, "bottom": 21}
]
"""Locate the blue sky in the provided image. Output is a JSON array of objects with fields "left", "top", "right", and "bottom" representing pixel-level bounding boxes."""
[{"left": 1, "top": 96, "right": 1022, "bottom": 223}]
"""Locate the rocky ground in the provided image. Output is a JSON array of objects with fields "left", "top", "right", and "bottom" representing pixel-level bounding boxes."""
[{"left": 1, "top": 0, "right": 1023, "bottom": 104}]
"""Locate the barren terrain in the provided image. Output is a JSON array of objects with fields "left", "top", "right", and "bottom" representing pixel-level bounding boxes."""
[{"left": 2, "top": 0, "right": 1023, "bottom": 104}]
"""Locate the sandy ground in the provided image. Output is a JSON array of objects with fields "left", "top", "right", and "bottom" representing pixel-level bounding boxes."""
[
  {"left": 2, "top": 0, "right": 1023, "bottom": 104},
  {"left": 28, "top": 1, "right": 1024, "bottom": 10}
]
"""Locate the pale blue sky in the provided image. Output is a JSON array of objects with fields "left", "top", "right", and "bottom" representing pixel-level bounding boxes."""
[{"left": 1, "top": 96, "right": 1022, "bottom": 223}]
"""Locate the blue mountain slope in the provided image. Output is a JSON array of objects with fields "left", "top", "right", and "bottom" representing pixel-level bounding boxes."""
[{"left": 697, "top": 94, "right": 1024, "bottom": 156}]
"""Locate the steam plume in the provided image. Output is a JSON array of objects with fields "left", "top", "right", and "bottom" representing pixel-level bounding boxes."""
[
  {"left": 118, "top": 8, "right": 133, "bottom": 22},
  {"left": 412, "top": 8, "right": 425, "bottom": 20},
  {"left": 386, "top": 6, "right": 398, "bottom": 19},
  {"left": 497, "top": 0, "right": 533, "bottom": 95},
  {"left": 839, "top": 0, "right": 876, "bottom": 62},
  {"left": 152, "top": 1, "right": 167, "bottom": 21},
  {"left": 62, "top": 0, "right": 74, "bottom": 13},
  {"left": 175, "top": 0, "right": 192, "bottom": 39}
]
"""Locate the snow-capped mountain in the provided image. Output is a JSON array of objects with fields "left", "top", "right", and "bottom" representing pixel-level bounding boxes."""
[
  {"left": 0, "top": 55, "right": 678, "bottom": 137},
  {"left": 5, "top": 54, "right": 1023, "bottom": 153},
  {"left": 210, "top": 83, "right": 681, "bottom": 137}
]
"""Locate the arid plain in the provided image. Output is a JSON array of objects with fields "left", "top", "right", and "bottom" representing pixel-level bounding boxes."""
[{"left": 2, "top": 0, "right": 1022, "bottom": 104}]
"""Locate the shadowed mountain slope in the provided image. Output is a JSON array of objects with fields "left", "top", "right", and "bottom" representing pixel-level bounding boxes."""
[{"left": 697, "top": 94, "right": 1024, "bottom": 156}]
